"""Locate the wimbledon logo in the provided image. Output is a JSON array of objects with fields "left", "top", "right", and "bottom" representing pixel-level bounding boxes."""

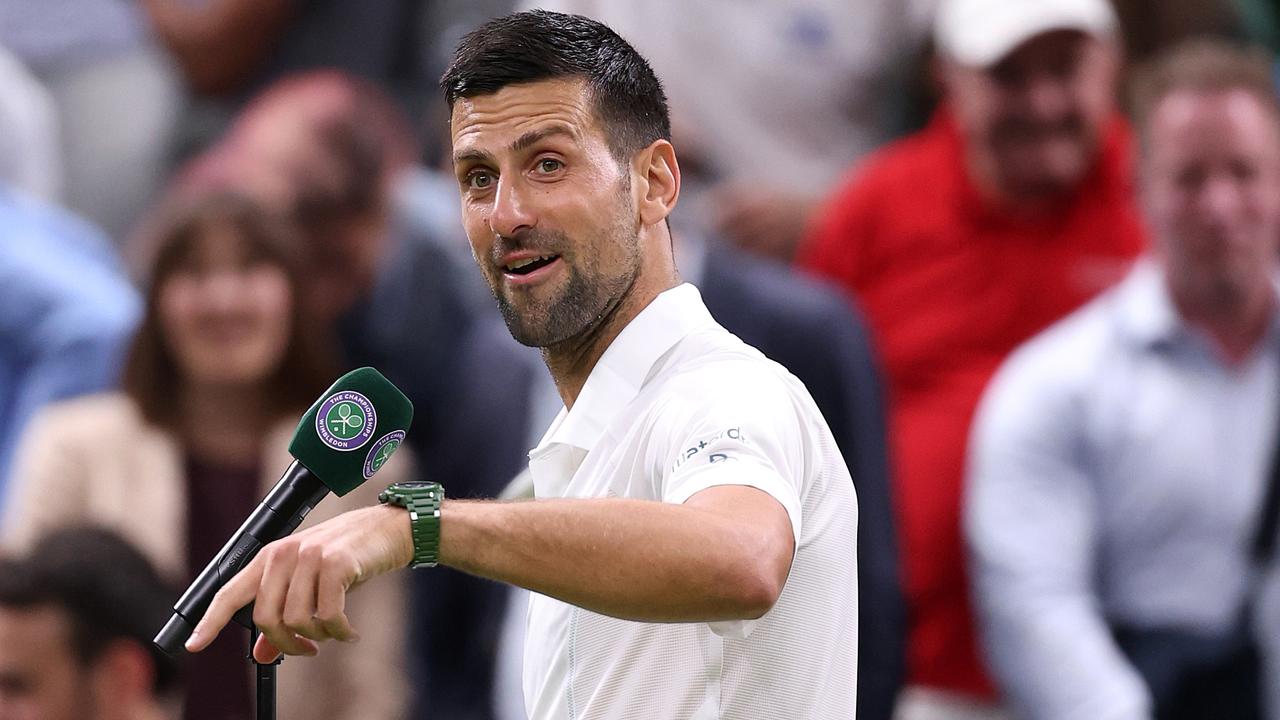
[
  {"left": 315, "top": 391, "right": 377, "bottom": 451},
  {"left": 363, "top": 430, "right": 406, "bottom": 479}
]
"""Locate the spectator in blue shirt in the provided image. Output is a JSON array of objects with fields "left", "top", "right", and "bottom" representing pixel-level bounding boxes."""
[{"left": 0, "top": 188, "right": 140, "bottom": 509}]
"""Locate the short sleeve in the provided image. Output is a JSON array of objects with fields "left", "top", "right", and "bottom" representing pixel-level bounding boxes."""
[
  {"left": 656, "top": 368, "right": 806, "bottom": 637},
  {"left": 663, "top": 427, "right": 803, "bottom": 549}
]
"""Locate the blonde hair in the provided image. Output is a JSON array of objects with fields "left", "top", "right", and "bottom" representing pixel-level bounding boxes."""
[{"left": 1129, "top": 39, "right": 1280, "bottom": 146}]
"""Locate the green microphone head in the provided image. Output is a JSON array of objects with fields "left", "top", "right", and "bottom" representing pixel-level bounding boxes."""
[{"left": 289, "top": 367, "right": 413, "bottom": 496}]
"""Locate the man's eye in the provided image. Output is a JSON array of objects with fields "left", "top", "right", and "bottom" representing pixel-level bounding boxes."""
[
  {"left": 1176, "top": 167, "right": 1206, "bottom": 191},
  {"left": 468, "top": 171, "right": 494, "bottom": 190},
  {"left": 0, "top": 673, "right": 31, "bottom": 695},
  {"left": 537, "top": 158, "right": 563, "bottom": 173}
]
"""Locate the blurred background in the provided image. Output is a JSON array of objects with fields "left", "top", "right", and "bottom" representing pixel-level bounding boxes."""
[{"left": 1, "top": 0, "right": 1279, "bottom": 719}]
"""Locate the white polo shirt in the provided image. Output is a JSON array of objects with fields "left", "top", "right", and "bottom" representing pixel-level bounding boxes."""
[{"left": 523, "top": 283, "right": 859, "bottom": 719}]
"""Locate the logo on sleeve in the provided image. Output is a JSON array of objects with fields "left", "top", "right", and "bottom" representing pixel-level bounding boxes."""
[
  {"left": 672, "top": 427, "right": 744, "bottom": 472},
  {"left": 363, "top": 430, "right": 406, "bottom": 479},
  {"left": 316, "top": 391, "right": 377, "bottom": 451}
]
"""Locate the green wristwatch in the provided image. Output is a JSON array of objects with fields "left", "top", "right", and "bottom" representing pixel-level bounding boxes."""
[{"left": 378, "top": 481, "right": 443, "bottom": 568}]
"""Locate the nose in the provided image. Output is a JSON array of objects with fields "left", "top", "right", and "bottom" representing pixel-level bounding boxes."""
[
  {"left": 1022, "top": 72, "right": 1072, "bottom": 122},
  {"left": 200, "top": 270, "right": 245, "bottom": 313},
  {"left": 1197, "top": 173, "right": 1243, "bottom": 225},
  {"left": 488, "top": 176, "right": 536, "bottom": 239}
]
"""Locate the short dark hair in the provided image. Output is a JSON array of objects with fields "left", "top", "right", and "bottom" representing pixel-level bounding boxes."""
[
  {"left": 0, "top": 527, "right": 180, "bottom": 694},
  {"left": 441, "top": 10, "right": 672, "bottom": 163},
  {"left": 123, "top": 192, "right": 338, "bottom": 428},
  {"left": 1129, "top": 39, "right": 1280, "bottom": 146}
]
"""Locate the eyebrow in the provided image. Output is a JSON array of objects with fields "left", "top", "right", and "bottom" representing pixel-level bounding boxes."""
[
  {"left": 512, "top": 125, "right": 577, "bottom": 153},
  {"left": 453, "top": 125, "right": 578, "bottom": 167},
  {"left": 453, "top": 148, "right": 493, "bottom": 167}
]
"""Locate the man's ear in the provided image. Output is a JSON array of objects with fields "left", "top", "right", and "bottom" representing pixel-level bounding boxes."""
[
  {"left": 90, "top": 640, "right": 156, "bottom": 717},
  {"left": 634, "top": 139, "right": 681, "bottom": 227}
]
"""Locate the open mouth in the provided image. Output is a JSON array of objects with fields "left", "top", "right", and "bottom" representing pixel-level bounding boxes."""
[{"left": 503, "top": 254, "right": 559, "bottom": 276}]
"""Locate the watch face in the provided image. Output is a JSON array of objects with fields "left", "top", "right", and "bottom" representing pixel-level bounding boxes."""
[{"left": 392, "top": 481, "right": 436, "bottom": 490}]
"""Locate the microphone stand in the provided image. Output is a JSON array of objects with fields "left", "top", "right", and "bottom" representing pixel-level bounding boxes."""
[{"left": 250, "top": 627, "right": 281, "bottom": 720}]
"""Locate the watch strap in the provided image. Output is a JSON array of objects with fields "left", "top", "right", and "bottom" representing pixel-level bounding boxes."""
[{"left": 379, "top": 483, "right": 443, "bottom": 568}]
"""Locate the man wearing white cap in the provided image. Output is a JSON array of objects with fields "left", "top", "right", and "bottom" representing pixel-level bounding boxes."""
[{"left": 799, "top": 0, "right": 1145, "bottom": 717}]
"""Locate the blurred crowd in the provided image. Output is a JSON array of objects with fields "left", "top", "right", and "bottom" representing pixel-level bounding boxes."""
[{"left": 1, "top": 1, "right": 1279, "bottom": 719}]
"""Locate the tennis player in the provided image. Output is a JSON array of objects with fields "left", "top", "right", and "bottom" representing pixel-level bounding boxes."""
[{"left": 190, "top": 10, "right": 859, "bottom": 718}]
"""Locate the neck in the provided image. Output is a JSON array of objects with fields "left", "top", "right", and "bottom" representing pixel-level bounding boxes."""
[
  {"left": 544, "top": 254, "right": 680, "bottom": 408},
  {"left": 176, "top": 381, "right": 273, "bottom": 466},
  {"left": 1175, "top": 284, "right": 1276, "bottom": 364}
]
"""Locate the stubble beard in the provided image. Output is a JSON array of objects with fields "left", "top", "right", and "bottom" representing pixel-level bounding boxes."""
[
  {"left": 992, "top": 114, "right": 1096, "bottom": 200},
  {"left": 490, "top": 222, "right": 641, "bottom": 349}
]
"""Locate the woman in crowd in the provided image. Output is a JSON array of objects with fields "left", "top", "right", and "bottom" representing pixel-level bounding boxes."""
[{"left": 2, "top": 192, "right": 410, "bottom": 720}]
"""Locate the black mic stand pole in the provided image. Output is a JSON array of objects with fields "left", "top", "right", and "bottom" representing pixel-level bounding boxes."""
[{"left": 250, "top": 627, "right": 281, "bottom": 720}]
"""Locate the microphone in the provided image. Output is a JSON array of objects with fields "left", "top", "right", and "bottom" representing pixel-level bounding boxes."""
[{"left": 153, "top": 367, "right": 413, "bottom": 656}]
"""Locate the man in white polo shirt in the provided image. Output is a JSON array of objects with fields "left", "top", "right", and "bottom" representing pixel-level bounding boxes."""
[{"left": 190, "top": 10, "right": 859, "bottom": 718}]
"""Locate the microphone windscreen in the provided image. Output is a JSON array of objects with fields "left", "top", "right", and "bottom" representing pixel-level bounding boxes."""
[{"left": 289, "top": 367, "right": 414, "bottom": 496}]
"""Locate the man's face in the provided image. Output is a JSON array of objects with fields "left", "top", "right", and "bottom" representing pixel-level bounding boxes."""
[
  {"left": 450, "top": 78, "right": 643, "bottom": 347},
  {"left": 1143, "top": 88, "right": 1280, "bottom": 313},
  {"left": 945, "top": 30, "right": 1118, "bottom": 200},
  {"left": 225, "top": 103, "right": 387, "bottom": 317},
  {"left": 0, "top": 607, "right": 89, "bottom": 720}
]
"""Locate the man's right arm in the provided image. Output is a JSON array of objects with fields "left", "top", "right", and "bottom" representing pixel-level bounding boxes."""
[
  {"left": 966, "top": 347, "right": 1153, "bottom": 720},
  {"left": 189, "top": 483, "right": 796, "bottom": 663}
]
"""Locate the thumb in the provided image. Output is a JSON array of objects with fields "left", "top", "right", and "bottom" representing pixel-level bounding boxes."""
[
  {"left": 253, "top": 632, "right": 318, "bottom": 664},
  {"left": 253, "top": 634, "right": 283, "bottom": 664}
]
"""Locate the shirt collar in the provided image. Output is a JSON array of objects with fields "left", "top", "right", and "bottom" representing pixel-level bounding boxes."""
[
  {"left": 534, "top": 283, "right": 716, "bottom": 454},
  {"left": 1116, "top": 259, "right": 1183, "bottom": 349},
  {"left": 1117, "top": 257, "right": 1280, "bottom": 351}
]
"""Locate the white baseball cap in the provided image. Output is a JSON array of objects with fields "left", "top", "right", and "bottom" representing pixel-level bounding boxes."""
[{"left": 934, "top": 0, "right": 1118, "bottom": 68}]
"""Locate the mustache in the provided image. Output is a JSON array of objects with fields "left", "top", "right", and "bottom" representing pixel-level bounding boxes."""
[
  {"left": 490, "top": 229, "right": 569, "bottom": 263},
  {"left": 993, "top": 113, "right": 1087, "bottom": 142}
]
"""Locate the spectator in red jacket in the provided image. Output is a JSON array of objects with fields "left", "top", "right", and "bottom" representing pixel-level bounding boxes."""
[{"left": 798, "top": 0, "right": 1146, "bottom": 716}]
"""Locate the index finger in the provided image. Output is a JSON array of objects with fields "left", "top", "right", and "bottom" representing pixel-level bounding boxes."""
[{"left": 185, "top": 558, "right": 265, "bottom": 653}]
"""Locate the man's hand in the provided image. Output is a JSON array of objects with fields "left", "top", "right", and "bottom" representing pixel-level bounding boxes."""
[{"left": 185, "top": 504, "right": 412, "bottom": 663}]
